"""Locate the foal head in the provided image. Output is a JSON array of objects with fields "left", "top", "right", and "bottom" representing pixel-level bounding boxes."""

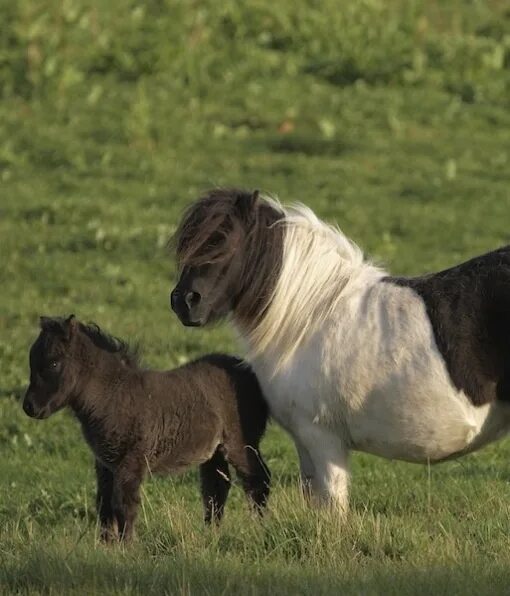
[
  {"left": 171, "top": 189, "right": 284, "bottom": 328},
  {"left": 23, "top": 315, "right": 138, "bottom": 419},
  {"left": 23, "top": 315, "right": 83, "bottom": 419}
]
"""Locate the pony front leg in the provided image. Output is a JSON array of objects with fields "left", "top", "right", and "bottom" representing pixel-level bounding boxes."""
[
  {"left": 295, "top": 442, "right": 315, "bottom": 501},
  {"left": 111, "top": 459, "right": 145, "bottom": 542},
  {"left": 292, "top": 422, "right": 350, "bottom": 513}
]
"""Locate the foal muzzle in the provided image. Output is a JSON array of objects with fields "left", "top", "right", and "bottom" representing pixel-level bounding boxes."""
[{"left": 22, "top": 397, "right": 49, "bottom": 419}]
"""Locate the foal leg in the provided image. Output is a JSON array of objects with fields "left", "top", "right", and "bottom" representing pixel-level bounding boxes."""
[
  {"left": 199, "top": 448, "right": 231, "bottom": 524},
  {"left": 226, "top": 441, "right": 271, "bottom": 515},
  {"left": 111, "top": 458, "right": 145, "bottom": 542},
  {"left": 95, "top": 460, "right": 117, "bottom": 542}
]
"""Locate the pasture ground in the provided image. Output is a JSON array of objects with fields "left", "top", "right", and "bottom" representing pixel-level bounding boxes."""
[{"left": 1, "top": 1, "right": 510, "bottom": 594}]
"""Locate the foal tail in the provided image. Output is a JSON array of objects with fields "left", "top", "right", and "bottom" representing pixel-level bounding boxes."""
[{"left": 229, "top": 355, "right": 270, "bottom": 444}]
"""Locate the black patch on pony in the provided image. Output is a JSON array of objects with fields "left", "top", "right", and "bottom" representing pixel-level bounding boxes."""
[{"left": 384, "top": 246, "right": 510, "bottom": 406}]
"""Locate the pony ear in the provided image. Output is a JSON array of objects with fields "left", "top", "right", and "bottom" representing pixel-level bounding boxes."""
[{"left": 235, "top": 190, "right": 260, "bottom": 224}]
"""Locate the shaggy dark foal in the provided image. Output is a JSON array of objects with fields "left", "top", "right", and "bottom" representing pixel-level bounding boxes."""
[{"left": 23, "top": 315, "right": 270, "bottom": 542}]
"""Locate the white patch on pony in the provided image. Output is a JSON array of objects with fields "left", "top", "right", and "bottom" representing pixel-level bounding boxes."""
[{"left": 234, "top": 201, "right": 510, "bottom": 506}]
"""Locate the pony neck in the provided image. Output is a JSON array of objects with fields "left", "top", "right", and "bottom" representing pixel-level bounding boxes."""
[{"left": 236, "top": 205, "right": 385, "bottom": 371}]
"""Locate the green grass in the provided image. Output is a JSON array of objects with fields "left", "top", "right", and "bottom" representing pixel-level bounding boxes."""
[{"left": 1, "top": 0, "right": 510, "bottom": 593}]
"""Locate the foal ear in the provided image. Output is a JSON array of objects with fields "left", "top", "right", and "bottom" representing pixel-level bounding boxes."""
[
  {"left": 39, "top": 316, "right": 65, "bottom": 333},
  {"left": 39, "top": 315, "right": 77, "bottom": 340},
  {"left": 64, "top": 314, "right": 78, "bottom": 340},
  {"left": 235, "top": 190, "right": 260, "bottom": 224}
]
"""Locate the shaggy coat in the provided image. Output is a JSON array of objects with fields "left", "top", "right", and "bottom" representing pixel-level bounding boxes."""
[
  {"left": 171, "top": 189, "right": 510, "bottom": 511},
  {"left": 23, "top": 315, "right": 270, "bottom": 540}
]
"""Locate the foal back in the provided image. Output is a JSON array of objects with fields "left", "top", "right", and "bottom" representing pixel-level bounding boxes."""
[
  {"left": 139, "top": 355, "right": 269, "bottom": 471},
  {"left": 137, "top": 354, "right": 271, "bottom": 524}
]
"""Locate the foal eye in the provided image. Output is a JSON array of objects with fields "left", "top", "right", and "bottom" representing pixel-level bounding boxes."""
[{"left": 48, "top": 360, "right": 59, "bottom": 369}]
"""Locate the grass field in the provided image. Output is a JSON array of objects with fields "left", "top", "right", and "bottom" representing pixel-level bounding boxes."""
[{"left": 1, "top": 1, "right": 510, "bottom": 593}]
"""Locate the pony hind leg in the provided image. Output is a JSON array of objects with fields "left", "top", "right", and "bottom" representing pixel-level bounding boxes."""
[{"left": 199, "top": 448, "right": 231, "bottom": 524}]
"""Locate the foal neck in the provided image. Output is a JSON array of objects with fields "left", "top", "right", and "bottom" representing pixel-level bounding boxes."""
[{"left": 70, "top": 342, "right": 135, "bottom": 422}]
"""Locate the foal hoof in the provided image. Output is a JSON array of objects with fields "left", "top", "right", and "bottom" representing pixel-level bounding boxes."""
[{"left": 99, "top": 524, "right": 120, "bottom": 545}]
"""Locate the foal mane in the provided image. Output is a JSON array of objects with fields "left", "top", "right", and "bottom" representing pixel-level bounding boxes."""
[{"left": 79, "top": 322, "right": 141, "bottom": 368}]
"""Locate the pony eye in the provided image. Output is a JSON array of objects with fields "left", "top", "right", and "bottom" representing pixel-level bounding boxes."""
[{"left": 48, "top": 360, "right": 59, "bottom": 369}]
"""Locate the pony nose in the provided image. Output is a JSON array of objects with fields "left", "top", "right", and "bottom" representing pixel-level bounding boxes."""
[
  {"left": 170, "top": 289, "right": 201, "bottom": 314},
  {"left": 170, "top": 289, "right": 180, "bottom": 311},
  {"left": 185, "top": 291, "right": 201, "bottom": 310}
]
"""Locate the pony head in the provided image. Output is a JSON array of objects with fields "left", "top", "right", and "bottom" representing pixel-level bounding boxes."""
[
  {"left": 171, "top": 188, "right": 380, "bottom": 368},
  {"left": 170, "top": 189, "right": 284, "bottom": 328}
]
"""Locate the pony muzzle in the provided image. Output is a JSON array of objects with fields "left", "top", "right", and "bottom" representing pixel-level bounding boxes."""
[{"left": 170, "top": 289, "right": 204, "bottom": 326}]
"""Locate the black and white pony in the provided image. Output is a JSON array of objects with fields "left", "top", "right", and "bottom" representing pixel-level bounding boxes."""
[{"left": 170, "top": 189, "right": 510, "bottom": 511}]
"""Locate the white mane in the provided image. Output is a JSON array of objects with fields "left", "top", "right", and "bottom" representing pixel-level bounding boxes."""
[{"left": 244, "top": 200, "right": 386, "bottom": 370}]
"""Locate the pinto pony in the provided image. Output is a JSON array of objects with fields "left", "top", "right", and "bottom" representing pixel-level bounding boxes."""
[
  {"left": 171, "top": 188, "right": 510, "bottom": 512},
  {"left": 23, "top": 315, "right": 270, "bottom": 540}
]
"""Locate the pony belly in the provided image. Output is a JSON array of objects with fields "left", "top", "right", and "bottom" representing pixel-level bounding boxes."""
[
  {"left": 348, "top": 393, "right": 510, "bottom": 463},
  {"left": 249, "top": 326, "right": 510, "bottom": 465}
]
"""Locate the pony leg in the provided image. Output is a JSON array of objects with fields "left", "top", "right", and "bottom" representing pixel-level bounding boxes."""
[
  {"left": 295, "top": 442, "right": 315, "bottom": 502},
  {"left": 95, "top": 460, "right": 118, "bottom": 542},
  {"left": 291, "top": 423, "right": 350, "bottom": 513},
  {"left": 199, "top": 448, "right": 231, "bottom": 524},
  {"left": 111, "top": 459, "right": 145, "bottom": 542}
]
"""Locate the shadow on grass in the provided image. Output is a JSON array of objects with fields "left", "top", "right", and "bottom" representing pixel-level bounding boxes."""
[{"left": 2, "top": 547, "right": 510, "bottom": 596}]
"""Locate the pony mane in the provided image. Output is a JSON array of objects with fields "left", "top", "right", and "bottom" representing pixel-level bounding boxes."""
[
  {"left": 79, "top": 322, "right": 141, "bottom": 368},
  {"left": 245, "top": 201, "right": 386, "bottom": 370},
  {"left": 172, "top": 188, "right": 384, "bottom": 372}
]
